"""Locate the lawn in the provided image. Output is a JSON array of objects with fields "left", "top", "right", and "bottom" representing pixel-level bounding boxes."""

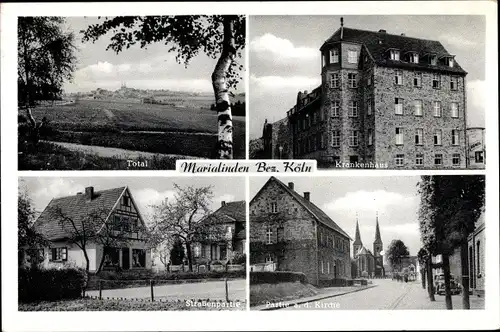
[
  {"left": 19, "top": 298, "right": 245, "bottom": 311},
  {"left": 18, "top": 141, "right": 178, "bottom": 170},
  {"left": 250, "top": 281, "right": 320, "bottom": 307}
]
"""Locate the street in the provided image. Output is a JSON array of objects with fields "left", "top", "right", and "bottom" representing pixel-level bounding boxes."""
[
  {"left": 282, "top": 279, "right": 484, "bottom": 310},
  {"left": 87, "top": 279, "right": 246, "bottom": 302}
]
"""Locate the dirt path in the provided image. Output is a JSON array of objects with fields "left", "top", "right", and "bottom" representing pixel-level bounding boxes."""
[{"left": 42, "top": 140, "right": 204, "bottom": 160}]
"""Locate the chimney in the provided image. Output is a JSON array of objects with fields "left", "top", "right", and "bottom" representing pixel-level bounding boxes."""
[
  {"left": 303, "top": 192, "right": 310, "bottom": 201},
  {"left": 85, "top": 186, "right": 94, "bottom": 201},
  {"left": 340, "top": 17, "right": 344, "bottom": 40},
  {"left": 303, "top": 90, "right": 308, "bottom": 95},
  {"left": 401, "top": 33, "right": 406, "bottom": 36},
  {"left": 221, "top": 201, "right": 226, "bottom": 207},
  {"left": 378, "top": 29, "right": 387, "bottom": 33},
  {"left": 288, "top": 182, "right": 295, "bottom": 190}
]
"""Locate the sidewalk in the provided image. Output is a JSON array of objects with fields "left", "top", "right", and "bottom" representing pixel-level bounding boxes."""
[{"left": 252, "top": 284, "right": 377, "bottom": 311}]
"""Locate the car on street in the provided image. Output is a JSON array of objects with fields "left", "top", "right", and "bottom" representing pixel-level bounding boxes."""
[{"left": 434, "top": 273, "right": 461, "bottom": 295}]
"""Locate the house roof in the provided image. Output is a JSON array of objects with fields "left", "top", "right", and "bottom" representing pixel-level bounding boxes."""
[
  {"left": 33, "top": 187, "right": 126, "bottom": 241},
  {"left": 206, "top": 200, "right": 246, "bottom": 224},
  {"left": 253, "top": 177, "right": 351, "bottom": 240},
  {"left": 321, "top": 27, "right": 467, "bottom": 75},
  {"left": 357, "top": 246, "right": 373, "bottom": 256}
]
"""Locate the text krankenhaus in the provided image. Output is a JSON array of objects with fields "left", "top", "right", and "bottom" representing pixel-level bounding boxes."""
[{"left": 178, "top": 161, "right": 314, "bottom": 173}]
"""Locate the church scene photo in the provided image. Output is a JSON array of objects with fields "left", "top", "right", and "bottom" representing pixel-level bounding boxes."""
[{"left": 249, "top": 175, "right": 485, "bottom": 310}]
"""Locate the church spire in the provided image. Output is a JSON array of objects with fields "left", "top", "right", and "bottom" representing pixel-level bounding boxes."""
[
  {"left": 353, "top": 214, "right": 362, "bottom": 246},
  {"left": 374, "top": 211, "right": 382, "bottom": 244}
]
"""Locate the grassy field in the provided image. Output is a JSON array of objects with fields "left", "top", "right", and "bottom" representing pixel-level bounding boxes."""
[
  {"left": 20, "top": 99, "right": 246, "bottom": 169},
  {"left": 18, "top": 142, "right": 178, "bottom": 170},
  {"left": 19, "top": 298, "right": 245, "bottom": 311}
]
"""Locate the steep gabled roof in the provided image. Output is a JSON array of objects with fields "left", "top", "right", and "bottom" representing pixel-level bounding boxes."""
[
  {"left": 252, "top": 177, "right": 351, "bottom": 240},
  {"left": 321, "top": 27, "right": 467, "bottom": 75},
  {"left": 206, "top": 201, "right": 246, "bottom": 224},
  {"left": 34, "top": 187, "right": 126, "bottom": 241}
]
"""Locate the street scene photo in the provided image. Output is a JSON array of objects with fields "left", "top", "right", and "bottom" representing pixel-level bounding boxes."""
[
  {"left": 249, "top": 16, "right": 485, "bottom": 169},
  {"left": 249, "top": 175, "right": 485, "bottom": 310},
  {"left": 18, "top": 16, "right": 246, "bottom": 170},
  {"left": 18, "top": 176, "right": 246, "bottom": 311}
]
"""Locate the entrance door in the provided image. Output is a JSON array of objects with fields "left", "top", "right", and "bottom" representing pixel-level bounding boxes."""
[{"left": 122, "top": 248, "right": 130, "bottom": 270}]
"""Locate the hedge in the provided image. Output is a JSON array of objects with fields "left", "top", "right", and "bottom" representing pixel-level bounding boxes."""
[
  {"left": 18, "top": 267, "right": 87, "bottom": 303},
  {"left": 93, "top": 270, "right": 245, "bottom": 281},
  {"left": 318, "top": 278, "right": 347, "bottom": 288},
  {"left": 250, "top": 271, "right": 307, "bottom": 285}
]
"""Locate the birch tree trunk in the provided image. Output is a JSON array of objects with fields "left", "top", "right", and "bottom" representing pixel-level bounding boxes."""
[{"left": 211, "top": 16, "right": 236, "bottom": 159}]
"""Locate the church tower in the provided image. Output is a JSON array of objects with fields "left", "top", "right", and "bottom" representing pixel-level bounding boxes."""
[
  {"left": 353, "top": 217, "right": 363, "bottom": 257},
  {"left": 373, "top": 212, "right": 384, "bottom": 277}
]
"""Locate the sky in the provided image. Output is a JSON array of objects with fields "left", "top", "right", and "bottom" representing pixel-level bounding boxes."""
[
  {"left": 62, "top": 17, "right": 245, "bottom": 94},
  {"left": 250, "top": 176, "right": 422, "bottom": 257},
  {"left": 249, "top": 15, "right": 486, "bottom": 138},
  {"left": 20, "top": 176, "right": 246, "bottom": 224}
]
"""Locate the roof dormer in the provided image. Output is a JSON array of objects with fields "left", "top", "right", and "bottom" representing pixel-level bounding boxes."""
[
  {"left": 386, "top": 48, "right": 400, "bottom": 61},
  {"left": 405, "top": 51, "right": 419, "bottom": 64},
  {"left": 440, "top": 55, "right": 455, "bottom": 68}
]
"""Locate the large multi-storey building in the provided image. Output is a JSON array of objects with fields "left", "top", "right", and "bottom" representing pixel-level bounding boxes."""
[{"left": 261, "top": 19, "right": 468, "bottom": 169}]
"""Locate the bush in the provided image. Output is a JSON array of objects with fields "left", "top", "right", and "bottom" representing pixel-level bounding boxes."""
[
  {"left": 250, "top": 271, "right": 307, "bottom": 285},
  {"left": 318, "top": 278, "right": 347, "bottom": 288},
  {"left": 232, "top": 253, "right": 246, "bottom": 265},
  {"left": 18, "top": 267, "right": 87, "bottom": 303}
]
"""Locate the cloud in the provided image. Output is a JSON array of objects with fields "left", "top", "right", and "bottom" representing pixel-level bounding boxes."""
[
  {"left": 133, "top": 188, "right": 176, "bottom": 219},
  {"left": 440, "top": 33, "right": 478, "bottom": 48},
  {"left": 382, "top": 223, "right": 420, "bottom": 236},
  {"left": 324, "top": 190, "right": 416, "bottom": 214},
  {"left": 250, "top": 74, "right": 320, "bottom": 91},
  {"left": 251, "top": 33, "right": 317, "bottom": 60}
]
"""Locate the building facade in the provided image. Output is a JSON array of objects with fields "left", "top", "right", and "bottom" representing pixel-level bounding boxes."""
[
  {"left": 22, "top": 186, "right": 152, "bottom": 272},
  {"left": 193, "top": 200, "right": 246, "bottom": 265},
  {"left": 466, "top": 127, "right": 486, "bottom": 169},
  {"left": 261, "top": 19, "right": 468, "bottom": 169},
  {"left": 250, "top": 177, "right": 351, "bottom": 285},
  {"left": 352, "top": 216, "right": 384, "bottom": 278}
]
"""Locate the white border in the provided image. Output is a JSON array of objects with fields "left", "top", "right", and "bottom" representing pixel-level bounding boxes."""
[{"left": 2, "top": 1, "right": 499, "bottom": 331}]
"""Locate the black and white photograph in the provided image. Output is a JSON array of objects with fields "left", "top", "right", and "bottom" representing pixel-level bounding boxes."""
[
  {"left": 249, "top": 16, "right": 486, "bottom": 169},
  {"left": 18, "top": 15, "right": 246, "bottom": 170},
  {"left": 249, "top": 175, "right": 485, "bottom": 310},
  {"left": 18, "top": 176, "right": 247, "bottom": 311}
]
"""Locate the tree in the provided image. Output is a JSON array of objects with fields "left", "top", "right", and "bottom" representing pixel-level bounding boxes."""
[
  {"left": 149, "top": 183, "right": 225, "bottom": 272},
  {"left": 18, "top": 17, "right": 77, "bottom": 144},
  {"left": 417, "top": 247, "right": 428, "bottom": 290},
  {"left": 418, "top": 175, "right": 485, "bottom": 309},
  {"left": 386, "top": 239, "right": 410, "bottom": 272},
  {"left": 81, "top": 15, "right": 245, "bottom": 159},
  {"left": 18, "top": 185, "right": 47, "bottom": 267},
  {"left": 169, "top": 238, "right": 185, "bottom": 265}
]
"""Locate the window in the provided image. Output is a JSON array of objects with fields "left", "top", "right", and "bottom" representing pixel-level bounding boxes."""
[
  {"left": 444, "top": 57, "right": 454, "bottom": 68},
  {"left": 330, "top": 49, "right": 339, "bottom": 63},
  {"left": 475, "top": 151, "right": 484, "bottom": 163},
  {"left": 433, "top": 101, "right": 442, "bottom": 117},
  {"left": 348, "top": 50, "right": 358, "bottom": 64},
  {"left": 368, "top": 129, "right": 373, "bottom": 146},
  {"left": 367, "top": 99, "right": 372, "bottom": 115},
  {"left": 331, "top": 101, "right": 340, "bottom": 117},
  {"left": 434, "top": 129, "right": 442, "bottom": 145},
  {"left": 395, "top": 98, "right": 403, "bottom": 115},
  {"left": 451, "top": 129, "right": 459, "bottom": 145},
  {"left": 408, "top": 52, "right": 419, "bottom": 63},
  {"left": 349, "top": 155, "right": 359, "bottom": 163},
  {"left": 450, "top": 76, "right": 458, "bottom": 90},
  {"left": 395, "top": 127, "right": 404, "bottom": 145},
  {"left": 413, "top": 100, "right": 423, "bottom": 116},
  {"left": 322, "top": 54, "right": 326, "bottom": 67},
  {"left": 122, "top": 196, "right": 130, "bottom": 207},
  {"left": 265, "top": 225, "right": 273, "bottom": 244},
  {"left": 452, "top": 153, "right": 460, "bottom": 166},
  {"left": 415, "top": 153, "right": 424, "bottom": 166},
  {"left": 451, "top": 102, "right": 459, "bottom": 118},
  {"left": 429, "top": 54, "right": 437, "bottom": 66},
  {"left": 415, "top": 128, "right": 423, "bottom": 145},
  {"left": 327, "top": 261, "right": 330, "bottom": 274},
  {"left": 395, "top": 154, "right": 404, "bottom": 166},
  {"left": 395, "top": 70, "right": 403, "bottom": 85},
  {"left": 132, "top": 249, "right": 146, "bottom": 267},
  {"left": 348, "top": 101, "right": 358, "bottom": 117},
  {"left": 432, "top": 74, "right": 441, "bottom": 89},
  {"left": 434, "top": 153, "right": 443, "bottom": 166},
  {"left": 348, "top": 73, "right": 358, "bottom": 88},
  {"left": 349, "top": 131, "right": 359, "bottom": 147},
  {"left": 270, "top": 202, "right": 277, "bottom": 213},
  {"left": 50, "top": 247, "right": 68, "bottom": 262},
  {"left": 330, "top": 73, "right": 340, "bottom": 88},
  {"left": 332, "top": 130, "right": 340, "bottom": 147},
  {"left": 113, "top": 215, "right": 121, "bottom": 231},
  {"left": 390, "top": 49, "right": 400, "bottom": 61},
  {"left": 321, "top": 260, "right": 324, "bottom": 274},
  {"left": 413, "top": 72, "right": 422, "bottom": 87}
]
